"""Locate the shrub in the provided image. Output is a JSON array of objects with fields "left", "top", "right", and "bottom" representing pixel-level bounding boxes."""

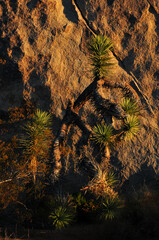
[
  {"left": 92, "top": 123, "right": 114, "bottom": 149},
  {"left": 88, "top": 35, "right": 114, "bottom": 77},
  {"left": 73, "top": 192, "right": 87, "bottom": 207},
  {"left": 49, "top": 206, "right": 74, "bottom": 230},
  {"left": 123, "top": 115, "right": 140, "bottom": 141},
  {"left": 20, "top": 109, "right": 53, "bottom": 183},
  {"left": 100, "top": 197, "right": 121, "bottom": 221},
  {"left": 49, "top": 194, "right": 76, "bottom": 229},
  {"left": 120, "top": 97, "right": 140, "bottom": 116}
]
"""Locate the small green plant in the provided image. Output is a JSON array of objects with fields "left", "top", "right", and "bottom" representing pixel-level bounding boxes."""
[
  {"left": 20, "top": 109, "right": 53, "bottom": 183},
  {"left": 49, "top": 206, "right": 74, "bottom": 230},
  {"left": 73, "top": 192, "right": 87, "bottom": 207},
  {"left": 121, "top": 98, "right": 140, "bottom": 116},
  {"left": 92, "top": 123, "right": 113, "bottom": 149},
  {"left": 123, "top": 115, "right": 140, "bottom": 141},
  {"left": 49, "top": 194, "right": 76, "bottom": 229},
  {"left": 32, "top": 109, "right": 52, "bottom": 128},
  {"left": 88, "top": 35, "right": 114, "bottom": 77},
  {"left": 100, "top": 197, "right": 121, "bottom": 221}
]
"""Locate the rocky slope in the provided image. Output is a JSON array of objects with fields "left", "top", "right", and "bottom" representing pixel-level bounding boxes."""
[{"left": 0, "top": 0, "right": 158, "bottom": 191}]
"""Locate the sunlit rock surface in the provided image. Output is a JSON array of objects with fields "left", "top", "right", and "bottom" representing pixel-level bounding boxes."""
[{"left": 0, "top": 0, "right": 158, "bottom": 191}]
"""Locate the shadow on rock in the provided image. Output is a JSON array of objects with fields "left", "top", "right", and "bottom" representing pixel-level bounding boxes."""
[
  {"left": 121, "top": 163, "right": 158, "bottom": 194},
  {"left": 62, "top": 0, "right": 78, "bottom": 24}
]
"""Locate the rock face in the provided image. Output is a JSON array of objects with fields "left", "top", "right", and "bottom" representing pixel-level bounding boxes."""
[{"left": 0, "top": 0, "right": 158, "bottom": 191}]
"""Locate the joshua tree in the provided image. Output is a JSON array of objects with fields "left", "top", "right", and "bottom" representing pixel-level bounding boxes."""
[
  {"left": 52, "top": 34, "right": 140, "bottom": 183},
  {"left": 20, "top": 109, "right": 53, "bottom": 183},
  {"left": 51, "top": 34, "right": 142, "bottom": 205}
]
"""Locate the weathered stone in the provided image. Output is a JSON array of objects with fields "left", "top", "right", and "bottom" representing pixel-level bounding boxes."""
[{"left": 0, "top": 0, "right": 158, "bottom": 191}]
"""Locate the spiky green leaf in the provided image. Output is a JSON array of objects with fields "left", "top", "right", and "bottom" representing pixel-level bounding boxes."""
[
  {"left": 88, "top": 35, "right": 114, "bottom": 77},
  {"left": 92, "top": 123, "right": 113, "bottom": 148},
  {"left": 123, "top": 115, "right": 140, "bottom": 141},
  {"left": 121, "top": 98, "right": 140, "bottom": 116},
  {"left": 100, "top": 197, "right": 121, "bottom": 221},
  {"left": 49, "top": 206, "right": 74, "bottom": 230}
]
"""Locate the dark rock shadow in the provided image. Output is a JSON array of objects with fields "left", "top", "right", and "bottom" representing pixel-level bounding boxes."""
[
  {"left": 28, "top": 29, "right": 37, "bottom": 45},
  {"left": 107, "top": 0, "right": 115, "bottom": 6},
  {"left": 148, "top": 4, "right": 159, "bottom": 35},
  {"left": 0, "top": 36, "right": 23, "bottom": 112},
  {"left": 124, "top": 11, "right": 137, "bottom": 29},
  {"left": 152, "top": 88, "right": 159, "bottom": 103},
  {"left": 153, "top": 70, "right": 159, "bottom": 80},
  {"left": 40, "top": 11, "right": 47, "bottom": 27},
  {"left": 11, "top": 46, "right": 24, "bottom": 63},
  {"left": 0, "top": 0, "right": 25, "bottom": 138},
  {"left": 121, "top": 33, "right": 131, "bottom": 48},
  {"left": 123, "top": 49, "right": 135, "bottom": 70},
  {"left": 121, "top": 163, "right": 157, "bottom": 194},
  {"left": 156, "top": 42, "right": 159, "bottom": 54},
  {"left": 129, "top": 15, "right": 137, "bottom": 29},
  {"left": 62, "top": 0, "right": 78, "bottom": 24},
  {"left": 9, "top": 0, "right": 18, "bottom": 14},
  {"left": 27, "top": 0, "right": 39, "bottom": 10},
  {"left": 0, "top": 1, "right": 8, "bottom": 25},
  {"left": 28, "top": 70, "right": 52, "bottom": 112}
]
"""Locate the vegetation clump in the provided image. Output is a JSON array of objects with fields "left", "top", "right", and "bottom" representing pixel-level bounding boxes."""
[
  {"left": 49, "top": 194, "right": 76, "bottom": 229},
  {"left": 120, "top": 97, "right": 140, "bottom": 116},
  {"left": 0, "top": 34, "right": 144, "bottom": 235},
  {"left": 20, "top": 109, "right": 53, "bottom": 183},
  {"left": 88, "top": 35, "right": 114, "bottom": 77},
  {"left": 92, "top": 123, "right": 114, "bottom": 149},
  {"left": 49, "top": 206, "right": 74, "bottom": 230},
  {"left": 123, "top": 115, "right": 140, "bottom": 141},
  {"left": 100, "top": 197, "right": 121, "bottom": 220}
]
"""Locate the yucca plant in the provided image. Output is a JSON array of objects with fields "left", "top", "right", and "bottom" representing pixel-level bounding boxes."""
[
  {"left": 123, "top": 115, "right": 140, "bottom": 141},
  {"left": 121, "top": 98, "right": 140, "bottom": 116},
  {"left": 100, "top": 197, "right": 121, "bottom": 221},
  {"left": 73, "top": 192, "right": 87, "bottom": 207},
  {"left": 92, "top": 123, "right": 113, "bottom": 148},
  {"left": 32, "top": 109, "right": 52, "bottom": 128},
  {"left": 92, "top": 123, "right": 114, "bottom": 161},
  {"left": 49, "top": 206, "right": 74, "bottom": 230},
  {"left": 49, "top": 194, "right": 76, "bottom": 230},
  {"left": 88, "top": 35, "right": 114, "bottom": 77},
  {"left": 20, "top": 109, "right": 53, "bottom": 183}
]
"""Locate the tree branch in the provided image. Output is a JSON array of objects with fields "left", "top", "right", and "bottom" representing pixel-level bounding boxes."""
[{"left": 52, "top": 77, "right": 139, "bottom": 180}]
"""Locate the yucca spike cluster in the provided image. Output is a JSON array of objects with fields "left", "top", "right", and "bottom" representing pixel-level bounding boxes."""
[
  {"left": 49, "top": 206, "right": 74, "bottom": 230},
  {"left": 120, "top": 98, "right": 141, "bottom": 141},
  {"left": 123, "top": 115, "right": 140, "bottom": 141},
  {"left": 20, "top": 109, "right": 52, "bottom": 183},
  {"left": 88, "top": 35, "right": 114, "bottom": 78},
  {"left": 33, "top": 109, "right": 52, "bottom": 128},
  {"left": 100, "top": 197, "right": 121, "bottom": 220},
  {"left": 20, "top": 110, "right": 52, "bottom": 153},
  {"left": 92, "top": 123, "right": 113, "bottom": 148},
  {"left": 121, "top": 98, "right": 140, "bottom": 116}
]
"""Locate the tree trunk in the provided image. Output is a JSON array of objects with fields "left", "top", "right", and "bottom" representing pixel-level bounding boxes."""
[{"left": 52, "top": 77, "right": 139, "bottom": 180}]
